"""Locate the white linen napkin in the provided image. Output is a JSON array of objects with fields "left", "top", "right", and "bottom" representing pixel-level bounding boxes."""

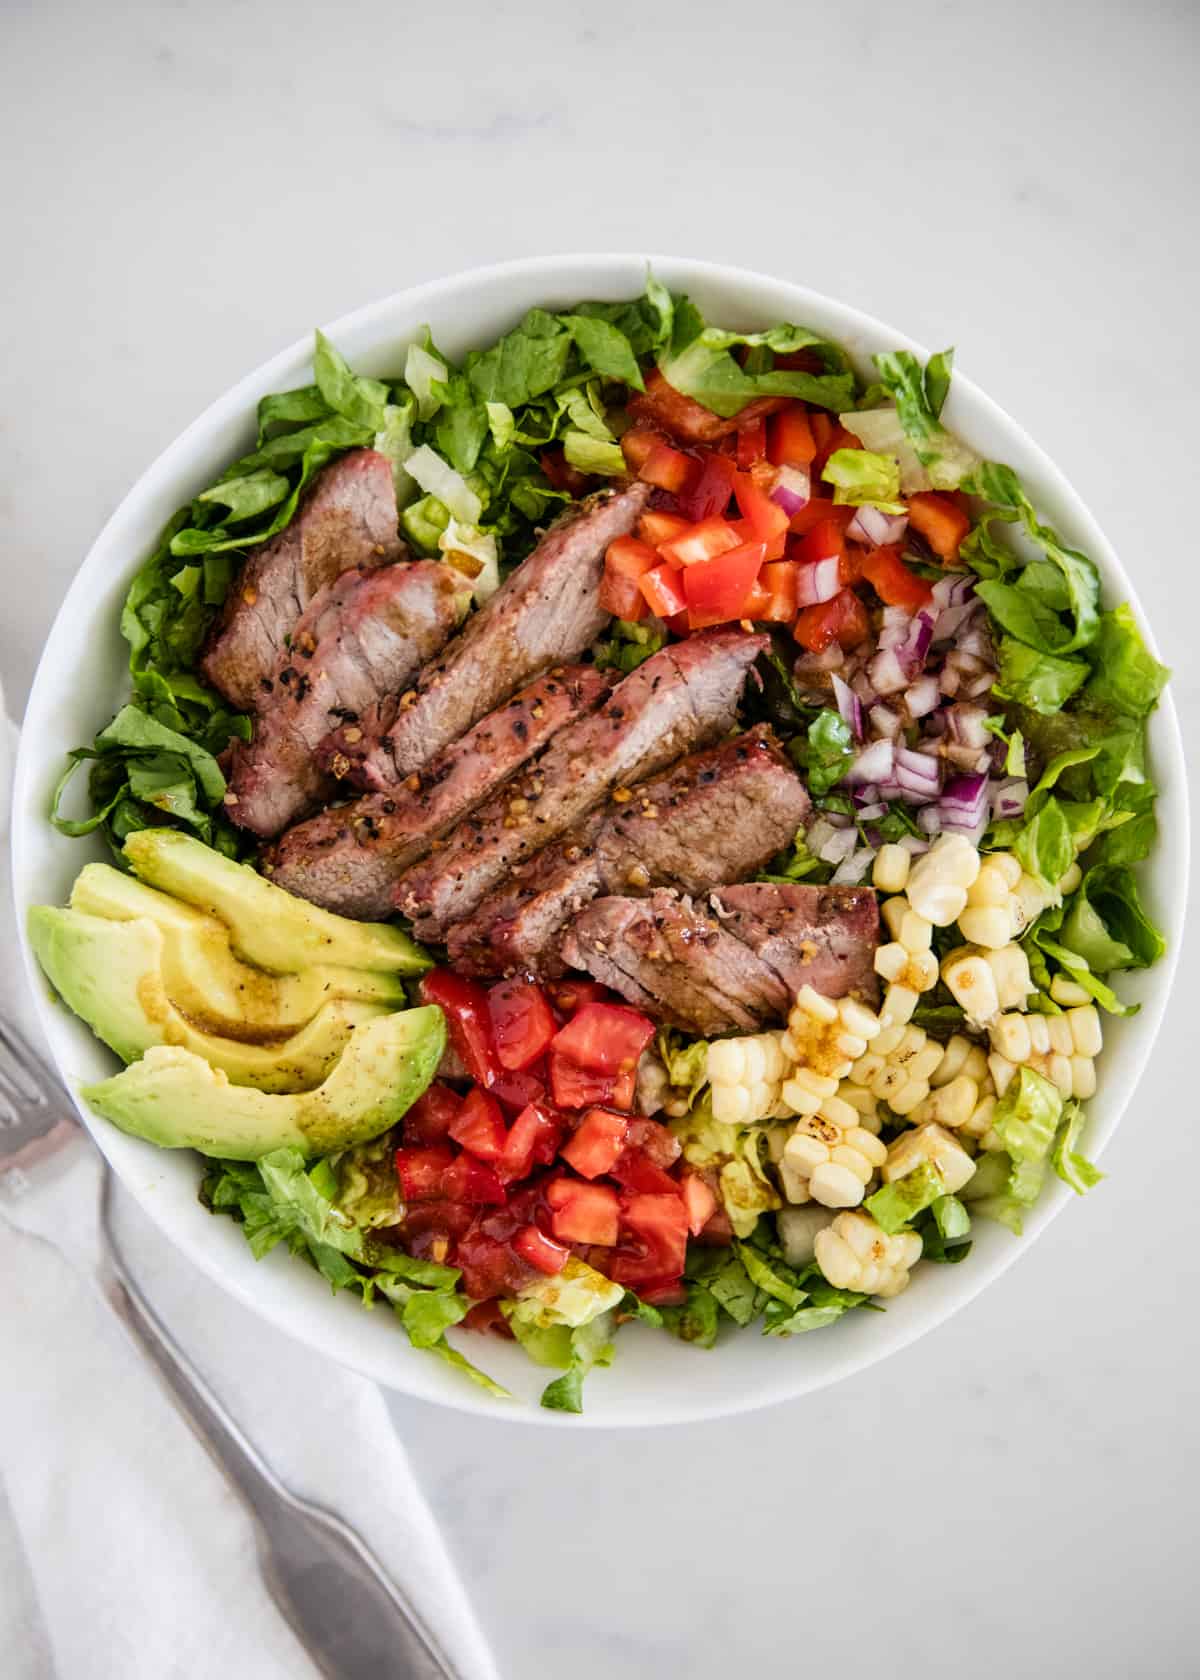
[{"left": 0, "top": 711, "right": 498, "bottom": 1680}]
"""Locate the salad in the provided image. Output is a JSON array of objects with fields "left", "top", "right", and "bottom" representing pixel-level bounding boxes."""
[{"left": 32, "top": 277, "right": 1169, "bottom": 1412}]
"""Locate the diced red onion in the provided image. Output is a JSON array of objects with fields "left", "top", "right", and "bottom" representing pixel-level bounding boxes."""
[
  {"left": 931, "top": 574, "right": 978, "bottom": 641},
  {"left": 895, "top": 745, "right": 941, "bottom": 786},
  {"left": 844, "top": 737, "right": 895, "bottom": 786},
  {"left": 850, "top": 670, "right": 877, "bottom": 706},
  {"left": 906, "top": 673, "right": 941, "bottom": 718},
  {"left": 940, "top": 772, "right": 989, "bottom": 817},
  {"left": 939, "top": 809, "right": 989, "bottom": 843},
  {"left": 897, "top": 835, "right": 930, "bottom": 855},
  {"left": 817, "top": 826, "right": 859, "bottom": 865},
  {"left": 847, "top": 505, "right": 908, "bottom": 547},
  {"left": 869, "top": 703, "right": 902, "bottom": 739},
  {"left": 795, "top": 557, "right": 842, "bottom": 607},
  {"left": 991, "top": 776, "right": 1029, "bottom": 818},
  {"left": 831, "top": 672, "right": 864, "bottom": 740},
  {"left": 963, "top": 668, "right": 998, "bottom": 699},
  {"left": 878, "top": 607, "right": 913, "bottom": 651},
  {"left": 958, "top": 621, "right": 994, "bottom": 661},
  {"left": 868, "top": 647, "right": 910, "bottom": 696},
  {"left": 832, "top": 846, "right": 876, "bottom": 884},
  {"left": 917, "top": 805, "right": 943, "bottom": 836},
  {"left": 769, "top": 464, "right": 811, "bottom": 517},
  {"left": 945, "top": 703, "right": 992, "bottom": 750},
  {"left": 855, "top": 801, "right": 886, "bottom": 820}
]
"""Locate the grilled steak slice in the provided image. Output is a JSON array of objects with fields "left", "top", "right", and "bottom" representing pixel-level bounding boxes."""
[
  {"left": 396, "top": 628, "right": 767, "bottom": 939},
  {"left": 200, "top": 450, "right": 403, "bottom": 711},
  {"left": 224, "top": 561, "right": 461, "bottom": 837},
  {"left": 262, "top": 666, "right": 614, "bottom": 917},
  {"left": 336, "top": 481, "right": 652, "bottom": 789},
  {"left": 707, "top": 882, "right": 880, "bottom": 1002},
  {"left": 560, "top": 892, "right": 792, "bottom": 1034},
  {"left": 450, "top": 726, "right": 810, "bottom": 976}
]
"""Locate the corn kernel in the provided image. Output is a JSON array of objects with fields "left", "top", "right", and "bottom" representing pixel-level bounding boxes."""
[
  {"left": 909, "top": 1042, "right": 946, "bottom": 1084},
  {"left": 1046, "top": 1054, "right": 1074, "bottom": 1096},
  {"left": 898, "top": 910, "right": 933, "bottom": 953},
  {"left": 1028, "top": 1015, "right": 1051, "bottom": 1055},
  {"left": 932, "top": 1034, "right": 972, "bottom": 1086},
  {"left": 872, "top": 1023, "right": 907, "bottom": 1057},
  {"left": 990, "top": 1012, "right": 1032, "bottom": 1063},
  {"left": 881, "top": 897, "right": 909, "bottom": 939},
  {"left": 908, "top": 881, "right": 969, "bottom": 927},
  {"left": 712, "top": 1084, "right": 752, "bottom": 1122},
  {"left": 942, "top": 950, "right": 1000, "bottom": 1026},
  {"left": 962, "top": 1045, "right": 990, "bottom": 1083},
  {"left": 1067, "top": 1005, "right": 1102, "bottom": 1058},
  {"left": 1046, "top": 1015, "right": 1074, "bottom": 1057},
  {"left": 848, "top": 1051, "right": 884, "bottom": 1087},
  {"left": 884, "top": 1122, "right": 976, "bottom": 1194},
  {"left": 818, "top": 1093, "right": 859, "bottom": 1131},
  {"left": 987, "top": 944, "right": 1035, "bottom": 1011},
  {"left": 874, "top": 943, "right": 908, "bottom": 983},
  {"left": 1070, "top": 1056, "right": 1097, "bottom": 1099},
  {"left": 958, "top": 906, "right": 1013, "bottom": 949},
  {"left": 795, "top": 984, "right": 838, "bottom": 1024},
  {"left": 921, "top": 1074, "right": 980, "bottom": 1130},
  {"left": 1050, "top": 974, "right": 1091, "bottom": 1007},
  {"left": 989, "top": 852, "right": 1023, "bottom": 888},
  {"left": 839, "top": 999, "right": 882, "bottom": 1042},
  {"left": 1011, "top": 873, "right": 1050, "bottom": 936},
  {"left": 967, "top": 861, "right": 1012, "bottom": 907},
  {"left": 873, "top": 844, "right": 911, "bottom": 894},
  {"left": 961, "top": 1092, "right": 996, "bottom": 1141},
  {"left": 809, "top": 1162, "right": 869, "bottom": 1207},
  {"left": 739, "top": 1038, "right": 767, "bottom": 1084},
  {"left": 889, "top": 1078, "right": 931, "bottom": 1116},
  {"left": 909, "top": 950, "right": 941, "bottom": 992},
  {"left": 706, "top": 1040, "right": 744, "bottom": 1084},
  {"left": 988, "top": 1053, "right": 1016, "bottom": 1096},
  {"left": 881, "top": 984, "right": 919, "bottom": 1026}
]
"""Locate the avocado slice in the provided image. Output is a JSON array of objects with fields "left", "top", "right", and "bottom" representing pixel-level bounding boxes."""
[
  {"left": 70, "top": 863, "right": 407, "bottom": 1037},
  {"left": 82, "top": 1006, "right": 446, "bottom": 1160},
  {"left": 123, "top": 830, "right": 430, "bottom": 976},
  {"left": 30, "top": 906, "right": 390, "bottom": 1093}
]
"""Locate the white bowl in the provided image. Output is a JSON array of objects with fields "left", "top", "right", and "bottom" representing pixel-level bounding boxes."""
[{"left": 12, "top": 256, "right": 1188, "bottom": 1426}]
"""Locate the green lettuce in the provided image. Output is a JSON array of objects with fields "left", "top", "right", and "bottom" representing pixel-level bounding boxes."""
[
  {"left": 791, "top": 708, "right": 855, "bottom": 797},
  {"left": 592, "top": 619, "right": 666, "bottom": 674},
  {"left": 870, "top": 347, "right": 981, "bottom": 489},
  {"left": 965, "top": 462, "right": 1100, "bottom": 654},
  {"left": 1053, "top": 1101, "right": 1104, "bottom": 1195},
  {"left": 657, "top": 297, "right": 855, "bottom": 417},
  {"left": 995, "top": 637, "right": 1088, "bottom": 715},
  {"left": 821, "top": 448, "right": 904, "bottom": 512},
  {"left": 1059, "top": 864, "right": 1166, "bottom": 971},
  {"left": 968, "top": 1068, "right": 1064, "bottom": 1231},
  {"left": 866, "top": 1160, "right": 948, "bottom": 1235},
  {"left": 1081, "top": 605, "right": 1169, "bottom": 718}
]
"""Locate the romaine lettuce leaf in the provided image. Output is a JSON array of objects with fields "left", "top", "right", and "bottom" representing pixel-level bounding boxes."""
[
  {"left": 657, "top": 297, "right": 855, "bottom": 417},
  {"left": 821, "top": 448, "right": 904, "bottom": 513},
  {"left": 1081, "top": 604, "right": 1169, "bottom": 718},
  {"left": 994, "top": 637, "right": 1088, "bottom": 715},
  {"left": 866, "top": 1160, "right": 946, "bottom": 1234},
  {"left": 965, "top": 462, "right": 1100, "bottom": 653},
  {"left": 1059, "top": 864, "right": 1165, "bottom": 971},
  {"left": 1053, "top": 1101, "right": 1104, "bottom": 1196},
  {"left": 871, "top": 348, "right": 981, "bottom": 489}
]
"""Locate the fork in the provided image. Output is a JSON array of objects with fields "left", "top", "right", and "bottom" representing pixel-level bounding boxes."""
[{"left": 0, "top": 1016, "right": 459, "bottom": 1680}]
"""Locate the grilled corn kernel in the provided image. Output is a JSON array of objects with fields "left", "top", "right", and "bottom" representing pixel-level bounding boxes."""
[
  {"left": 888, "top": 1077, "right": 931, "bottom": 1116},
  {"left": 1067, "top": 1005, "right": 1102, "bottom": 1058},
  {"left": 1050, "top": 975, "right": 1091, "bottom": 1007},
  {"left": 989, "top": 852, "right": 1023, "bottom": 888},
  {"left": 962, "top": 1045, "right": 991, "bottom": 1083},
  {"left": 931, "top": 1034, "right": 972, "bottom": 1086},
  {"left": 1046, "top": 1015, "right": 1075, "bottom": 1057},
  {"left": 898, "top": 910, "right": 933, "bottom": 953},
  {"left": 873, "top": 844, "right": 912, "bottom": 894},
  {"left": 881, "top": 897, "right": 909, "bottom": 940},
  {"left": 942, "top": 949, "right": 1001, "bottom": 1026},
  {"left": 1046, "top": 1054, "right": 1074, "bottom": 1096},
  {"left": 884, "top": 1122, "right": 977, "bottom": 1195},
  {"left": 1028, "top": 1015, "right": 1051, "bottom": 1055},
  {"left": 960, "top": 1092, "right": 996, "bottom": 1142},
  {"left": 987, "top": 1052, "right": 1016, "bottom": 1097},
  {"left": 990, "top": 1012, "right": 1032, "bottom": 1063},
  {"left": 881, "top": 983, "right": 919, "bottom": 1026},
  {"left": 986, "top": 944, "right": 1035, "bottom": 1011},
  {"left": 917, "top": 1074, "right": 980, "bottom": 1130},
  {"left": 848, "top": 1051, "right": 884, "bottom": 1087},
  {"left": 780, "top": 1119, "right": 886, "bottom": 1208},
  {"left": 1070, "top": 1056, "right": 1097, "bottom": 1099},
  {"left": 966, "top": 860, "right": 1012, "bottom": 907},
  {"left": 958, "top": 906, "right": 1013, "bottom": 950},
  {"left": 875, "top": 943, "right": 908, "bottom": 983},
  {"left": 906, "top": 835, "right": 980, "bottom": 925},
  {"left": 815, "top": 1211, "right": 922, "bottom": 1298}
]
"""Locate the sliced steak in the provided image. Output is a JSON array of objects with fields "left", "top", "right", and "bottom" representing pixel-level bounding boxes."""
[
  {"left": 396, "top": 628, "right": 767, "bottom": 939},
  {"left": 450, "top": 726, "right": 810, "bottom": 976},
  {"left": 262, "top": 666, "right": 613, "bottom": 917},
  {"left": 707, "top": 882, "right": 880, "bottom": 1002},
  {"left": 224, "top": 561, "right": 461, "bottom": 838},
  {"left": 337, "top": 481, "right": 652, "bottom": 789},
  {"left": 201, "top": 450, "right": 404, "bottom": 712},
  {"left": 560, "top": 892, "right": 792, "bottom": 1035}
]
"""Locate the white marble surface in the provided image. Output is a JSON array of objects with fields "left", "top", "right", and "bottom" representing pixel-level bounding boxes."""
[{"left": 4, "top": 1, "right": 1199, "bottom": 1675}]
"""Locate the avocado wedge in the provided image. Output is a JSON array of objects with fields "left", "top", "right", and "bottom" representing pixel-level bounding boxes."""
[
  {"left": 123, "top": 830, "right": 429, "bottom": 975},
  {"left": 29, "top": 906, "right": 390, "bottom": 1093},
  {"left": 82, "top": 1006, "right": 447, "bottom": 1160},
  {"left": 70, "top": 863, "right": 407, "bottom": 1037}
]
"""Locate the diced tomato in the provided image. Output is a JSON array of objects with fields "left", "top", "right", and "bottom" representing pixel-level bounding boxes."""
[
  {"left": 794, "top": 588, "right": 870, "bottom": 653},
  {"left": 767, "top": 403, "right": 817, "bottom": 468},
  {"left": 739, "top": 576, "right": 771, "bottom": 620},
  {"left": 512, "top": 1224, "right": 569, "bottom": 1275},
  {"left": 639, "top": 439, "right": 696, "bottom": 495},
  {"left": 419, "top": 970, "right": 500, "bottom": 1088},
  {"left": 732, "top": 472, "right": 789, "bottom": 560},
  {"left": 486, "top": 977, "right": 557, "bottom": 1072},
  {"left": 658, "top": 515, "right": 741, "bottom": 568},
  {"left": 637, "top": 1279, "right": 689, "bottom": 1307},
  {"left": 610, "top": 1192, "right": 689, "bottom": 1286},
  {"left": 454, "top": 1227, "right": 534, "bottom": 1300},
  {"left": 813, "top": 421, "right": 859, "bottom": 476},
  {"left": 552, "top": 1002, "right": 657, "bottom": 1076},
  {"left": 637, "top": 509, "right": 692, "bottom": 548},
  {"left": 440, "top": 1154, "right": 506, "bottom": 1205},
  {"left": 462, "top": 1299, "right": 514, "bottom": 1336},
  {"left": 608, "top": 1147, "right": 679, "bottom": 1195},
  {"left": 626, "top": 1117, "right": 682, "bottom": 1168},
  {"left": 907, "top": 491, "right": 970, "bottom": 562},
  {"left": 400, "top": 1082, "right": 462, "bottom": 1147},
  {"left": 639, "top": 562, "right": 688, "bottom": 619},
  {"left": 599, "top": 564, "right": 648, "bottom": 622},
  {"left": 549, "top": 1180, "right": 621, "bottom": 1246},
  {"left": 680, "top": 1173, "right": 719, "bottom": 1237},
  {"left": 610, "top": 1066, "right": 637, "bottom": 1111},
  {"left": 395, "top": 1145, "right": 456, "bottom": 1203},
  {"left": 561, "top": 1108, "right": 629, "bottom": 1179},
  {"left": 488, "top": 1066, "right": 546, "bottom": 1112},
  {"left": 547, "top": 1051, "right": 615, "bottom": 1110},
  {"left": 545, "top": 977, "right": 612, "bottom": 1016},
  {"left": 787, "top": 496, "right": 854, "bottom": 537},
  {"left": 756, "top": 559, "right": 801, "bottom": 622},
  {"left": 606, "top": 535, "right": 661, "bottom": 580},
  {"left": 539, "top": 448, "right": 591, "bottom": 497},
  {"left": 678, "top": 452, "right": 739, "bottom": 522},
  {"left": 448, "top": 1087, "right": 506, "bottom": 1162},
  {"left": 796, "top": 516, "right": 848, "bottom": 569},
  {"left": 736, "top": 416, "right": 767, "bottom": 468},
  {"left": 683, "top": 541, "right": 767, "bottom": 630},
  {"left": 861, "top": 544, "right": 934, "bottom": 610},
  {"left": 498, "top": 1103, "right": 563, "bottom": 1182}
]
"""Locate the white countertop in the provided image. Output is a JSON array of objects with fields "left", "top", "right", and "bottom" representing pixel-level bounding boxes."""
[{"left": 4, "top": 2, "right": 1198, "bottom": 1675}]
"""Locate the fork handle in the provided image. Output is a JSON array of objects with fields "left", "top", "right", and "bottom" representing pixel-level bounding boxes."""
[{"left": 96, "top": 1254, "right": 457, "bottom": 1680}]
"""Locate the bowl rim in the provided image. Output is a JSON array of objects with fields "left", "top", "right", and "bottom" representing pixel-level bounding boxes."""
[{"left": 12, "top": 253, "right": 1190, "bottom": 1427}]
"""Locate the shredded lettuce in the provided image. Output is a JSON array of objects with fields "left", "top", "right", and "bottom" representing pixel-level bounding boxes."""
[
  {"left": 656, "top": 299, "right": 855, "bottom": 417},
  {"left": 1053, "top": 1101, "right": 1104, "bottom": 1195},
  {"left": 592, "top": 618, "right": 666, "bottom": 673},
  {"left": 866, "top": 1160, "right": 947, "bottom": 1235},
  {"left": 822, "top": 448, "right": 905, "bottom": 513},
  {"left": 870, "top": 348, "right": 981, "bottom": 489}
]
